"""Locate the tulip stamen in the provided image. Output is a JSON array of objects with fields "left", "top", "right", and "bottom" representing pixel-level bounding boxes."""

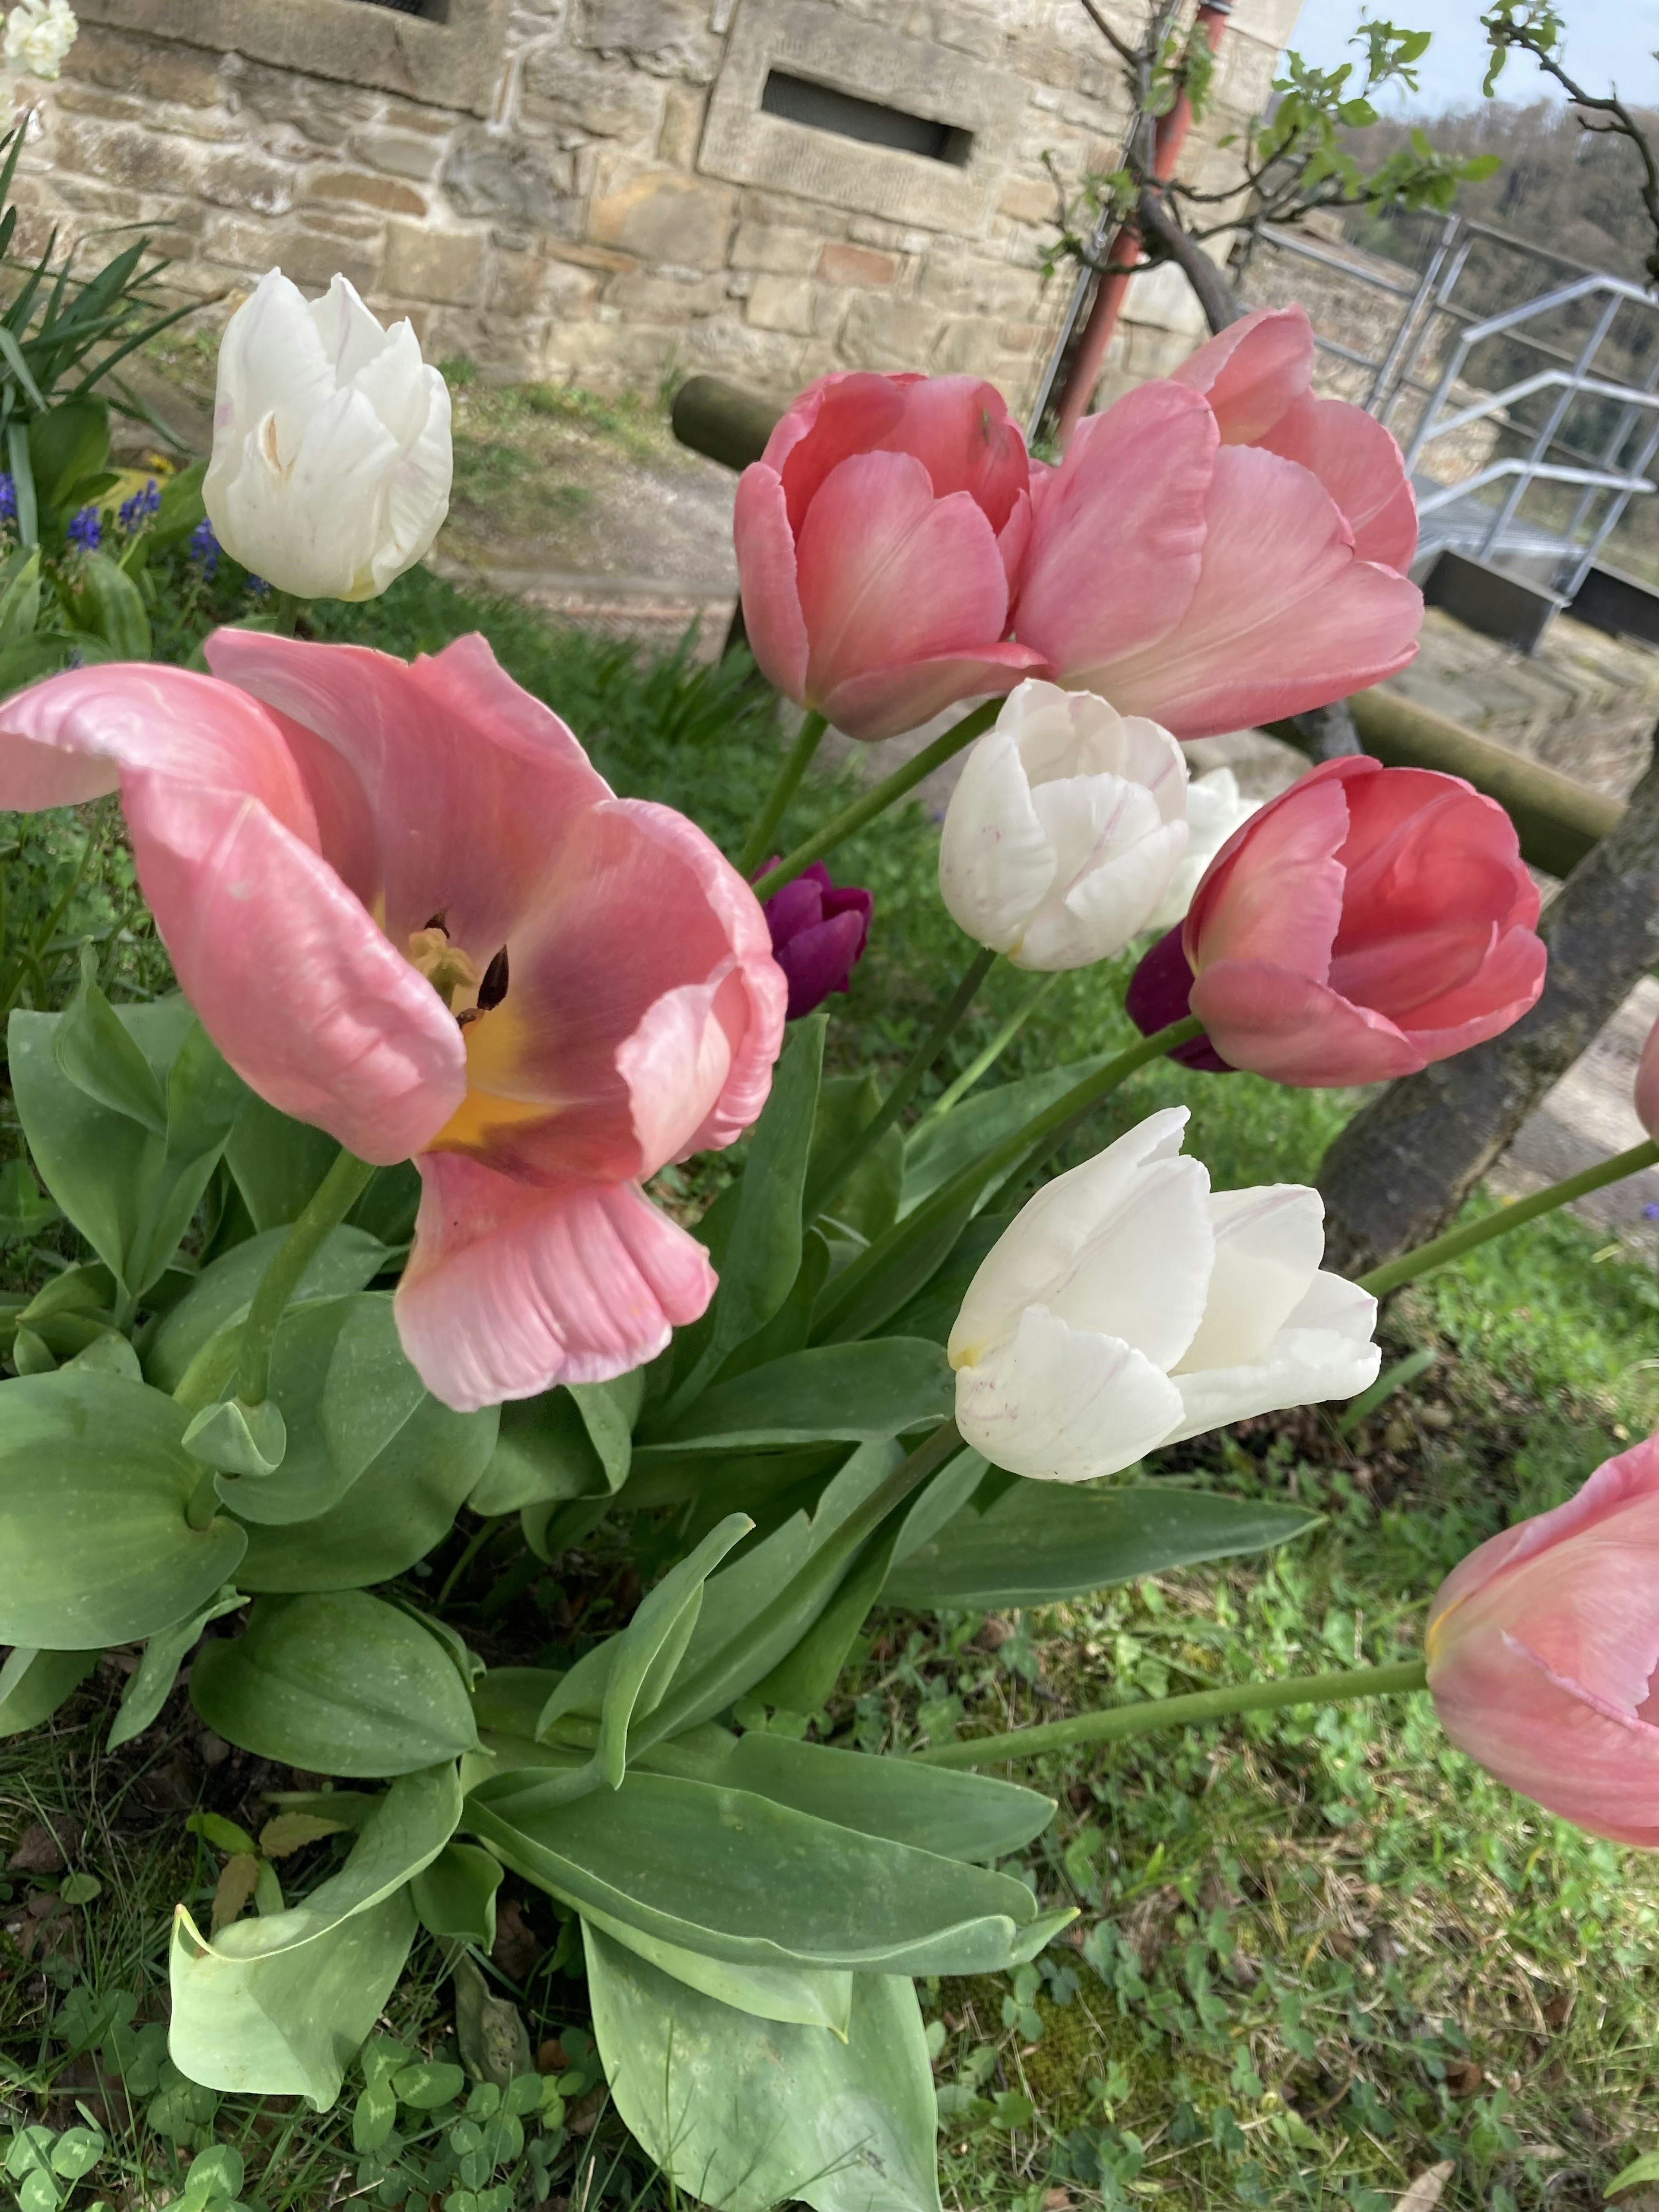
[
  {"left": 477, "top": 945, "right": 510, "bottom": 1012},
  {"left": 407, "top": 922, "right": 482, "bottom": 1013}
]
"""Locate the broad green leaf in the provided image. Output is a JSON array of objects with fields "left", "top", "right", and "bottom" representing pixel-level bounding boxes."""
[
  {"left": 534, "top": 1513, "right": 752, "bottom": 1791},
  {"left": 190, "top": 1592, "right": 480, "bottom": 1778},
  {"left": 107, "top": 1588, "right": 244, "bottom": 1750},
  {"left": 585, "top": 1928, "right": 941, "bottom": 2212},
  {"left": 639, "top": 1339, "right": 950, "bottom": 1454},
  {"left": 146, "top": 1227, "right": 388, "bottom": 1397},
  {"left": 881, "top": 1214, "right": 1009, "bottom": 1347},
  {"left": 1606, "top": 2152, "right": 1659, "bottom": 2195},
  {"left": 0, "top": 1158, "right": 58, "bottom": 1246},
  {"left": 390, "top": 2059, "right": 466, "bottom": 2109},
  {"left": 469, "top": 1389, "right": 609, "bottom": 1516},
  {"left": 72, "top": 552, "right": 150, "bottom": 656},
  {"left": 30, "top": 399, "right": 110, "bottom": 515},
  {"left": 46, "top": 2126, "right": 103, "bottom": 2183},
  {"left": 580, "top": 1897, "right": 852, "bottom": 2032},
  {"left": 747, "top": 1518, "right": 900, "bottom": 1717},
  {"left": 714, "top": 1735, "right": 1054, "bottom": 1865},
  {"left": 466, "top": 1768, "right": 1055, "bottom": 1976},
  {"left": 215, "top": 1295, "right": 426, "bottom": 1526},
  {"left": 667, "top": 1018, "right": 823, "bottom": 1410},
  {"left": 0, "top": 546, "right": 40, "bottom": 646},
  {"left": 898, "top": 1057, "right": 1106, "bottom": 1217},
  {"left": 809, "top": 1072, "right": 906, "bottom": 1247},
  {"left": 410, "top": 1841, "right": 502, "bottom": 1947},
  {"left": 0, "top": 1371, "right": 245, "bottom": 1646},
  {"left": 11, "top": 1001, "right": 244, "bottom": 1300},
  {"left": 223, "top": 1097, "right": 342, "bottom": 1232},
  {"left": 0, "top": 1644, "right": 98, "bottom": 1735},
  {"left": 169, "top": 1763, "right": 461, "bottom": 2109},
  {"left": 235, "top": 1396, "right": 499, "bottom": 1592},
  {"left": 53, "top": 952, "right": 171, "bottom": 1134},
  {"left": 884, "top": 1480, "right": 1322, "bottom": 1609}
]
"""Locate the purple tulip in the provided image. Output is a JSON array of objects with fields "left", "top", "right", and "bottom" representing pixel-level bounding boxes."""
[
  {"left": 756, "top": 858, "right": 872, "bottom": 1020},
  {"left": 1124, "top": 924, "right": 1230, "bottom": 1071}
]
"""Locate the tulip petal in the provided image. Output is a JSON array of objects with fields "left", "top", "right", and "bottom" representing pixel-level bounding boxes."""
[
  {"left": 766, "top": 372, "right": 911, "bottom": 531},
  {"left": 204, "top": 628, "right": 613, "bottom": 953},
  {"left": 1189, "top": 958, "right": 1425, "bottom": 1086},
  {"left": 1096, "top": 446, "right": 1423, "bottom": 739},
  {"left": 1174, "top": 1184, "right": 1326, "bottom": 1375},
  {"left": 122, "top": 768, "right": 466, "bottom": 1162},
  {"left": 795, "top": 452, "right": 1012, "bottom": 706},
  {"left": 954, "top": 1304, "right": 1186, "bottom": 1482},
  {"left": 1013, "top": 381, "right": 1216, "bottom": 680},
  {"left": 884, "top": 374, "right": 1029, "bottom": 531},
  {"left": 1015, "top": 784, "right": 1185, "bottom": 972},
  {"left": 1165, "top": 1304, "right": 1380, "bottom": 1446},
  {"left": 938, "top": 725, "right": 1057, "bottom": 957},
  {"left": 1186, "top": 762, "right": 1352, "bottom": 982},
  {"left": 820, "top": 643, "right": 1044, "bottom": 744},
  {"left": 1432, "top": 1630, "right": 1659, "bottom": 1849},
  {"left": 734, "top": 463, "right": 810, "bottom": 704},
  {"left": 205, "top": 270, "right": 337, "bottom": 513},
  {"left": 397, "top": 1154, "right": 716, "bottom": 1411},
  {"left": 1259, "top": 392, "right": 1417, "bottom": 571},
  {"left": 772, "top": 908, "right": 870, "bottom": 1019},
  {"left": 1172, "top": 306, "right": 1314, "bottom": 445}
]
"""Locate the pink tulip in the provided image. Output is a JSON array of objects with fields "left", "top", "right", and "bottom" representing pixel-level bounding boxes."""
[
  {"left": 734, "top": 371, "right": 1045, "bottom": 742},
  {"left": 1426, "top": 1433, "right": 1659, "bottom": 1847},
  {"left": 1636, "top": 1011, "right": 1659, "bottom": 1140},
  {"left": 1126, "top": 756, "right": 1545, "bottom": 1086},
  {"left": 0, "top": 633, "right": 787, "bottom": 1411},
  {"left": 1012, "top": 307, "right": 1423, "bottom": 739}
]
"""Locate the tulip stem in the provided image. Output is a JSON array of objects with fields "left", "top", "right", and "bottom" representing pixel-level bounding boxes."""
[
  {"left": 810, "top": 945, "right": 998, "bottom": 1219},
  {"left": 235, "top": 1145, "right": 379, "bottom": 1409},
  {"left": 912, "top": 1657, "right": 1429, "bottom": 1767},
  {"left": 751, "top": 699, "right": 1003, "bottom": 903},
  {"left": 737, "top": 710, "right": 828, "bottom": 878},
  {"left": 1357, "top": 1137, "right": 1659, "bottom": 1300},
  {"left": 923, "top": 972, "right": 1059, "bottom": 1124},
  {"left": 814, "top": 1014, "right": 1204, "bottom": 1341}
]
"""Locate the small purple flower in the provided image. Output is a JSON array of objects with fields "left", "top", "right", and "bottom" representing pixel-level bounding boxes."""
[
  {"left": 188, "top": 517, "right": 219, "bottom": 577},
  {"left": 245, "top": 573, "right": 269, "bottom": 599},
  {"left": 65, "top": 505, "right": 101, "bottom": 552},
  {"left": 0, "top": 475, "right": 16, "bottom": 524},
  {"left": 1644, "top": 1201, "right": 1659, "bottom": 1221},
  {"left": 756, "top": 857, "right": 872, "bottom": 1020},
  {"left": 117, "top": 477, "right": 160, "bottom": 534}
]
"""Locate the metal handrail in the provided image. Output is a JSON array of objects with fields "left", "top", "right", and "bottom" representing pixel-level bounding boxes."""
[
  {"left": 1414, "top": 457, "right": 1656, "bottom": 518},
  {"left": 1427, "top": 368, "right": 1659, "bottom": 445}
]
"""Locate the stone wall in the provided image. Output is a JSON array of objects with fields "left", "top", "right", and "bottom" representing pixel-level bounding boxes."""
[{"left": 18, "top": 0, "right": 1302, "bottom": 412}]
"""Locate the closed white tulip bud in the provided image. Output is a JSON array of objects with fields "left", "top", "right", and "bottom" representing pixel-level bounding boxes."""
[
  {"left": 949, "top": 1106, "right": 1379, "bottom": 1481},
  {"left": 1145, "top": 766, "right": 1261, "bottom": 933},
  {"left": 204, "top": 269, "right": 451, "bottom": 602},
  {"left": 938, "top": 680, "right": 1189, "bottom": 971}
]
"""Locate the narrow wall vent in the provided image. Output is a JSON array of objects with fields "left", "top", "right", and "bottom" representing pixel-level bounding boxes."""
[{"left": 760, "top": 69, "right": 974, "bottom": 167}]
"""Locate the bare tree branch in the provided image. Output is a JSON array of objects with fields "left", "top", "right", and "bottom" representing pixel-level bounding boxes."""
[
  {"left": 1135, "top": 188, "right": 1245, "bottom": 331},
  {"left": 1486, "top": 16, "right": 1659, "bottom": 275},
  {"left": 1075, "top": 0, "right": 1142, "bottom": 73}
]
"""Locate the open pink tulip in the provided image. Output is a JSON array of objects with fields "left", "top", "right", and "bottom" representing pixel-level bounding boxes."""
[
  {"left": 1012, "top": 307, "right": 1423, "bottom": 738},
  {"left": 0, "top": 633, "right": 786, "bottom": 1411},
  {"left": 1126, "top": 756, "right": 1545, "bottom": 1086},
  {"left": 1427, "top": 1433, "right": 1659, "bottom": 1847},
  {"left": 734, "top": 370, "right": 1045, "bottom": 742}
]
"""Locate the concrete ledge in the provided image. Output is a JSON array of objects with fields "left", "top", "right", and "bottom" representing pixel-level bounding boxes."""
[{"left": 76, "top": 0, "right": 506, "bottom": 114}]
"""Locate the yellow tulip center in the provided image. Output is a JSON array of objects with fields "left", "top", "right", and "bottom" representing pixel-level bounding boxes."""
[{"left": 406, "top": 919, "right": 546, "bottom": 1154}]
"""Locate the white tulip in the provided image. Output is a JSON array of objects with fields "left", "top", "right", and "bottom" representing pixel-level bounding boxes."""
[
  {"left": 4, "top": 0, "right": 75, "bottom": 79},
  {"left": 938, "top": 680, "right": 1189, "bottom": 972},
  {"left": 1145, "top": 766, "right": 1260, "bottom": 933},
  {"left": 948, "top": 1106, "right": 1379, "bottom": 1482},
  {"left": 204, "top": 270, "right": 451, "bottom": 602}
]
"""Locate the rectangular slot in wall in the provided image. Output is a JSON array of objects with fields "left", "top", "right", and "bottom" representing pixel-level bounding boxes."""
[{"left": 760, "top": 68, "right": 973, "bottom": 167}]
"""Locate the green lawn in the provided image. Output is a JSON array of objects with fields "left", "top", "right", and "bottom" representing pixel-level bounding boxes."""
[{"left": 3, "top": 565, "right": 1657, "bottom": 2212}]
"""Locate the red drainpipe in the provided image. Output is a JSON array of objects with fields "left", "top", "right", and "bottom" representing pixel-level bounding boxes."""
[{"left": 1050, "top": 0, "right": 1233, "bottom": 454}]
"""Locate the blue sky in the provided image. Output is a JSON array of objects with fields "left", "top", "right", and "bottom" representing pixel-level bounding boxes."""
[{"left": 1285, "top": 1, "right": 1659, "bottom": 115}]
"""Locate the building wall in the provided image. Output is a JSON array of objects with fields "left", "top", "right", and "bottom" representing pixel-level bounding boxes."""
[{"left": 19, "top": 0, "right": 1302, "bottom": 413}]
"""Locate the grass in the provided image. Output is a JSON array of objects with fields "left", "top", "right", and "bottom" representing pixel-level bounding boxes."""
[{"left": 5, "top": 563, "right": 1659, "bottom": 2212}]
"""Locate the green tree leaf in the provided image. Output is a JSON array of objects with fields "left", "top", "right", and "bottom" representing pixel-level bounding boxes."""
[
  {"left": 190, "top": 1591, "right": 481, "bottom": 1778},
  {"left": 884, "top": 1480, "right": 1321, "bottom": 1609},
  {"left": 585, "top": 1926, "right": 941, "bottom": 2212},
  {"left": 169, "top": 1764, "right": 461, "bottom": 2109},
  {"left": 0, "top": 1371, "right": 245, "bottom": 1647}
]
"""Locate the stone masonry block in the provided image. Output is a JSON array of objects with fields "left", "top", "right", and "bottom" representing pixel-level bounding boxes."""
[
  {"left": 348, "top": 127, "right": 448, "bottom": 183},
  {"left": 306, "top": 168, "right": 428, "bottom": 217},
  {"left": 746, "top": 273, "right": 817, "bottom": 334},
  {"left": 817, "top": 241, "right": 898, "bottom": 288},
  {"left": 607, "top": 269, "right": 728, "bottom": 321},
  {"left": 70, "top": 23, "right": 222, "bottom": 104},
  {"left": 841, "top": 291, "right": 942, "bottom": 372},
  {"left": 442, "top": 123, "right": 574, "bottom": 224},
  {"left": 916, "top": 253, "right": 1041, "bottom": 319},
  {"left": 574, "top": 0, "right": 721, "bottom": 81},
  {"left": 731, "top": 219, "right": 819, "bottom": 273},
  {"left": 930, "top": 316, "right": 1001, "bottom": 378},
  {"left": 656, "top": 83, "right": 705, "bottom": 168},
  {"left": 590, "top": 167, "right": 734, "bottom": 269},
  {"left": 202, "top": 149, "right": 296, "bottom": 214},
  {"left": 382, "top": 218, "right": 486, "bottom": 304},
  {"left": 521, "top": 49, "right": 665, "bottom": 140}
]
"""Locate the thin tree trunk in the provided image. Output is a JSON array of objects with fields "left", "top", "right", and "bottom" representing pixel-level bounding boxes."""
[{"left": 1318, "top": 731, "right": 1659, "bottom": 1277}]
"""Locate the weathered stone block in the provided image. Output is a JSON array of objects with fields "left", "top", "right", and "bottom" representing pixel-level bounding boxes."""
[
  {"left": 746, "top": 273, "right": 818, "bottom": 334},
  {"left": 917, "top": 252, "right": 1040, "bottom": 319},
  {"left": 382, "top": 218, "right": 485, "bottom": 304},
  {"left": 442, "top": 123, "right": 573, "bottom": 224},
  {"left": 608, "top": 268, "right": 727, "bottom": 321},
  {"left": 998, "top": 175, "right": 1055, "bottom": 226},
  {"left": 348, "top": 127, "right": 447, "bottom": 182},
  {"left": 656, "top": 83, "right": 705, "bottom": 168},
  {"left": 574, "top": 0, "right": 720, "bottom": 81},
  {"left": 818, "top": 241, "right": 899, "bottom": 288},
  {"left": 930, "top": 316, "right": 1001, "bottom": 377},
  {"left": 53, "top": 117, "right": 203, "bottom": 195},
  {"left": 590, "top": 167, "right": 734, "bottom": 269},
  {"left": 521, "top": 50, "right": 665, "bottom": 140},
  {"left": 307, "top": 168, "right": 428, "bottom": 217},
  {"left": 489, "top": 249, "right": 599, "bottom": 318},
  {"left": 71, "top": 23, "right": 222, "bottom": 105},
  {"left": 841, "top": 291, "right": 942, "bottom": 372},
  {"left": 203, "top": 148, "right": 296, "bottom": 215},
  {"left": 204, "top": 212, "right": 381, "bottom": 292},
  {"left": 731, "top": 219, "right": 819, "bottom": 273}
]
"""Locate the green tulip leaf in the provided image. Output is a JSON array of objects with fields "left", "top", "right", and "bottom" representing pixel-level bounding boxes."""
[
  {"left": 898, "top": 1056, "right": 1109, "bottom": 1218},
  {"left": 410, "top": 1841, "right": 502, "bottom": 1948},
  {"left": 169, "top": 1763, "right": 461, "bottom": 2109},
  {"left": 54, "top": 944, "right": 167, "bottom": 1134},
  {"left": 808, "top": 1071, "right": 906, "bottom": 1248},
  {"left": 146, "top": 1227, "right": 389, "bottom": 1397},
  {"left": 580, "top": 1899, "right": 852, "bottom": 2034},
  {"left": 108, "top": 1588, "right": 245, "bottom": 1750},
  {"left": 638, "top": 1339, "right": 951, "bottom": 1455},
  {"left": 585, "top": 1926, "right": 941, "bottom": 2212},
  {"left": 0, "top": 1643, "right": 99, "bottom": 1736},
  {"left": 189, "top": 1592, "right": 480, "bottom": 1778},
  {"left": 466, "top": 1768, "right": 1060, "bottom": 1976},
  {"left": 235, "top": 1395, "right": 498, "bottom": 1592},
  {"left": 884, "top": 1479, "right": 1322, "bottom": 1609},
  {"left": 0, "top": 1371, "right": 246, "bottom": 1647}
]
